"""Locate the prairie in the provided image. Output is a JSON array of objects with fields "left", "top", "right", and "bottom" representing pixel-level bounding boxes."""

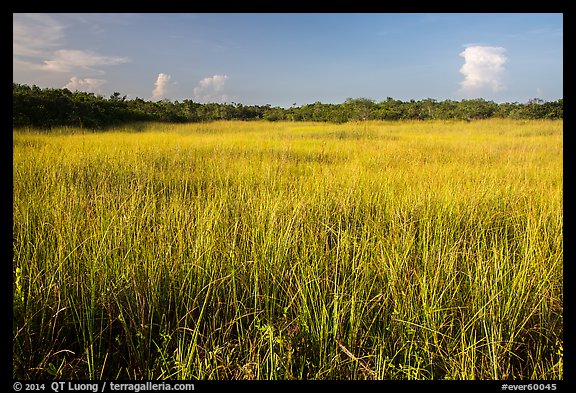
[{"left": 12, "top": 119, "right": 563, "bottom": 380}]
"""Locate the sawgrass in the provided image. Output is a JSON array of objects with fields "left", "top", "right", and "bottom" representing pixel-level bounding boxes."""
[{"left": 13, "top": 119, "right": 563, "bottom": 380}]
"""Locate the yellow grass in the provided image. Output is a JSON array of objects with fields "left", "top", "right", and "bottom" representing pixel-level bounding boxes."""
[{"left": 13, "top": 119, "right": 562, "bottom": 380}]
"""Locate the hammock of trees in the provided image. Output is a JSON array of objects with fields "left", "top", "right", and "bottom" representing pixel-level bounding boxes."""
[{"left": 13, "top": 83, "right": 563, "bottom": 130}]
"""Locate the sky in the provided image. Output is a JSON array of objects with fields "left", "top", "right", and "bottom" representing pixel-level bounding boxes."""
[{"left": 13, "top": 13, "right": 563, "bottom": 108}]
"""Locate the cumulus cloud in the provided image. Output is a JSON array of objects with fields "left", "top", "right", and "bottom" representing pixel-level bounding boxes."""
[
  {"left": 42, "top": 49, "right": 129, "bottom": 73},
  {"left": 152, "top": 73, "right": 172, "bottom": 100},
  {"left": 193, "top": 74, "right": 229, "bottom": 102},
  {"left": 459, "top": 46, "right": 508, "bottom": 94},
  {"left": 64, "top": 76, "right": 106, "bottom": 93}
]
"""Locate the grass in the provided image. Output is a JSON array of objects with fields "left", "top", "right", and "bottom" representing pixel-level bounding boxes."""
[{"left": 13, "top": 119, "right": 563, "bottom": 380}]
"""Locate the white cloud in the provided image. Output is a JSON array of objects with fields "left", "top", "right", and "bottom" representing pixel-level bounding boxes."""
[
  {"left": 13, "top": 14, "right": 129, "bottom": 78},
  {"left": 13, "top": 13, "right": 64, "bottom": 58},
  {"left": 193, "top": 74, "right": 229, "bottom": 102},
  {"left": 64, "top": 76, "right": 106, "bottom": 93},
  {"left": 459, "top": 46, "right": 508, "bottom": 94},
  {"left": 42, "top": 49, "right": 129, "bottom": 73},
  {"left": 152, "top": 73, "right": 172, "bottom": 100}
]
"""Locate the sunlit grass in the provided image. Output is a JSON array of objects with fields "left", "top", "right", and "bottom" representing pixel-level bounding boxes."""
[{"left": 13, "top": 119, "right": 562, "bottom": 379}]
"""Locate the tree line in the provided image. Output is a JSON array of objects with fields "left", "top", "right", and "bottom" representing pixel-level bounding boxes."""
[{"left": 13, "top": 83, "right": 563, "bottom": 129}]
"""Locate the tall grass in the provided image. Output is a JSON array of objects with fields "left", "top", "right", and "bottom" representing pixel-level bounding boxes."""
[{"left": 13, "top": 119, "right": 562, "bottom": 379}]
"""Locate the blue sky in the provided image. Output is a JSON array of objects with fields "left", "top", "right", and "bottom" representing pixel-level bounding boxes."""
[{"left": 13, "top": 13, "right": 563, "bottom": 107}]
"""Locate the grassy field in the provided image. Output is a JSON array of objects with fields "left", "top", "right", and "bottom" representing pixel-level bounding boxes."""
[{"left": 13, "top": 119, "right": 563, "bottom": 380}]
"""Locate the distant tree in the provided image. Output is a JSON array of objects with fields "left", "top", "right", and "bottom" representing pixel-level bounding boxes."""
[
  {"left": 344, "top": 97, "right": 375, "bottom": 121},
  {"left": 12, "top": 83, "right": 563, "bottom": 129},
  {"left": 456, "top": 99, "right": 498, "bottom": 120},
  {"left": 109, "top": 92, "right": 126, "bottom": 102}
]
